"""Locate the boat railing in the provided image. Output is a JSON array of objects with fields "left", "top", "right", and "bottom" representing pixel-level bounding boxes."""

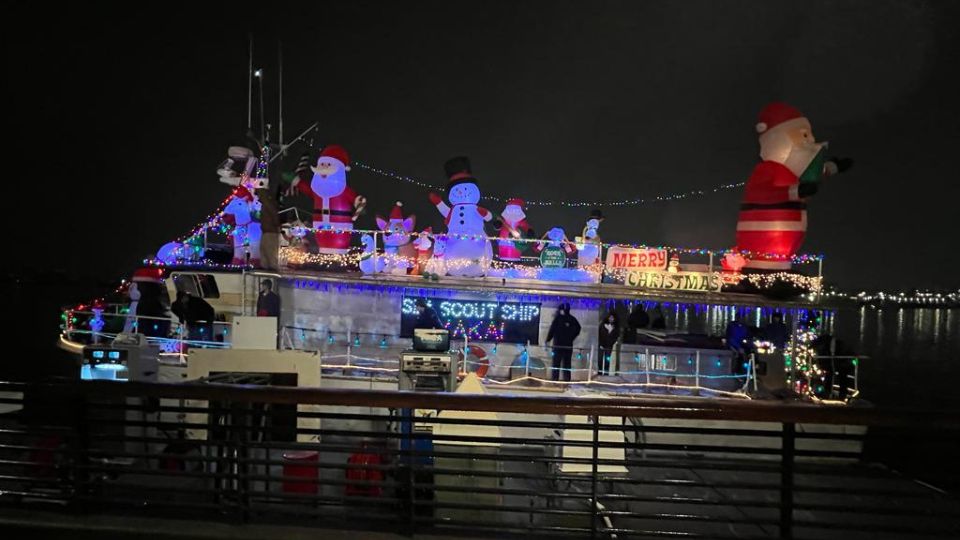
[
  {"left": 813, "top": 354, "right": 866, "bottom": 401},
  {"left": 62, "top": 309, "right": 232, "bottom": 353},
  {"left": 279, "top": 325, "right": 755, "bottom": 398}
]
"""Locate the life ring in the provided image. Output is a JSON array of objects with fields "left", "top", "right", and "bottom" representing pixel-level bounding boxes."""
[{"left": 459, "top": 344, "right": 490, "bottom": 378}]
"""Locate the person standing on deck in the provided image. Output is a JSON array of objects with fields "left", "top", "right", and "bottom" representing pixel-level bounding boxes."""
[
  {"left": 256, "top": 279, "right": 280, "bottom": 318},
  {"left": 546, "top": 303, "right": 581, "bottom": 382},
  {"left": 598, "top": 311, "right": 620, "bottom": 376}
]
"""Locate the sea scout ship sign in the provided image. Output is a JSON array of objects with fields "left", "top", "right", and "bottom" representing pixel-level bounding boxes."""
[{"left": 605, "top": 247, "right": 722, "bottom": 293}]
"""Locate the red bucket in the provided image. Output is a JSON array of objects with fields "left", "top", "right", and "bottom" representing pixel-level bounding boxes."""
[{"left": 281, "top": 450, "right": 319, "bottom": 494}]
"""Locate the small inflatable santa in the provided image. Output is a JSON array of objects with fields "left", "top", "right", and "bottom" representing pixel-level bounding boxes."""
[
  {"left": 290, "top": 145, "right": 366, "bottom": 254},
  {"left": 731, "top": 102, "right": 851, "bottom": 271},
  {"left": 494, "top": 198, "right": 534, "bottom": 261}
]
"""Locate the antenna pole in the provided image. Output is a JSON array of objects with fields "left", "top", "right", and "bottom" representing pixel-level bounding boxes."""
[
  {"left": 247, "top": 35, "right": 253, "bottom": 131},
  {"left": 278, "top": 40, "right": 284, "bottom": 150}
]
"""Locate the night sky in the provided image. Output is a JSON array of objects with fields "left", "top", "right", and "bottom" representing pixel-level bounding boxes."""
[{"left": 7, "top": 0, "right": 960, "bottom": 291}]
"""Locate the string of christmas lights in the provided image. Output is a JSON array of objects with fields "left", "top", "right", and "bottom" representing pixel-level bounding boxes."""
[
  {"left": 290, "top": 227, "right": 824, "bottom": 264},
  {"left": 353, "top": 159, "right": 745, "bottom": 207},
  {"left": 820, "top": 288, "right": 960, "bottom": 307},
  {"left": 785, "top": 314, "right": 826, "bottom": 398}
]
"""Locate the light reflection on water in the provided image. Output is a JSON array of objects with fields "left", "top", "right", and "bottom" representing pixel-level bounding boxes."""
[{"left": 653, "top": 304, "right": 959, "bottom": 408}]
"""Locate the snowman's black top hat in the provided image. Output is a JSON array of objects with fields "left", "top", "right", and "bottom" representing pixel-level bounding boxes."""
[{"left": 444, "top": 156, "right": 477, "bottom": 189}]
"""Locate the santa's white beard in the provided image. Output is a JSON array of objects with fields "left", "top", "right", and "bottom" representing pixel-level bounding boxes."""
[
  {"left": 760, "top": 131, "right": 824, "bottom": 178},
  {"left": 310, "top": 169, "right": 347, "bottom": 197},
  {"left": 781, "top": 143, "right": 824, "bottom": 178}
]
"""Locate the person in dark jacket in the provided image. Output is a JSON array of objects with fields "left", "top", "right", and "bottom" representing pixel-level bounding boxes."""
[
  {"left": 622, "top": 303, "right": 650, "bottom": 344},
  {"left": 598, "top": 311, "right": 620, "bottom": 376},
  {"left": 762, "top": 312, "right": 789, "bottom": 349},
  {"left": 172, "top": 291, "right": 216, "bottom": 341},
  {"left": 414, "top": 298, "right": 444, "bottom": 329},
  {"left": 650, "top": 303, "right": 666, "bottom": 330},
  {"left": 135, "top": 283, "right": 171, "bottom": 338},
  {"left": 256, "top": 279, "right": 281, "bottom": 317},
  {"left": 546, "top": 303, "right": 581, "bottom": 382}
]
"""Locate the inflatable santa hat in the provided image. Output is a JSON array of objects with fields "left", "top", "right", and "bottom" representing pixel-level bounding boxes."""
[
  {"left": 313, "top": 144, "right": 351, "bottom": 172},
  {"left": 755, "top": 102, "right": 805, "bottom": 134}
]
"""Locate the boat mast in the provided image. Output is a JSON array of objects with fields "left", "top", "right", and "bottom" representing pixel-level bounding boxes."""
[
  {"left": 278, "top": 40, "right": 284, "bottom": 153},
  {"left": 247, "top": 34, "right": 253, "bottom": 132}
]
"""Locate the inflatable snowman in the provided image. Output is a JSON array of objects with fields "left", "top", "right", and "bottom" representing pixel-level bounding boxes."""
[
  {"left": 428, "top": 156, "right": 493, "bottom": 277},
  {"left": 576, "top": 209, "right": 603, "bottom": 269}
]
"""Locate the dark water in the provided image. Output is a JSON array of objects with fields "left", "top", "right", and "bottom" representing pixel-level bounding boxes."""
[{"left": 835, "top": 306, "right": 960, "bottom": 409}]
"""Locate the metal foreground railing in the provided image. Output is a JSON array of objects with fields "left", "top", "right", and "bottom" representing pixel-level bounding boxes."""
[{"left": 0, "top": 380, "right": 958, "bottom": 539}]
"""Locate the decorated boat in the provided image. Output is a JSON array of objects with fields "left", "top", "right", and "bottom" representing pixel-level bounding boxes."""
[{"left": 58, "top": 100, "right": 859, "bottom": 407}]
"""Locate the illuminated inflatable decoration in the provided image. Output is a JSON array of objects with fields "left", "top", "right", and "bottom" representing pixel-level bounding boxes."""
[
  {"left": 358, "top": 234, "right": 384, "bottom": 275},
  {"left": 536, "top": 227, "right": 576, "bottom": 268},
  {"left": 576, "top": 209, "right": 603, "bottom": 269},
  {"left": 122, "top": 283, "right": 140, "bottom": 334},
  {"left": 222, "top": 186, "right": 262, "bottom": 266},
  {"left": 155, "top": 242, "right": 186, "bottom": 265},
  {"left": 730, "top": 102, "right": 852, "bottom": 271},
  {"left": 89, "top": 307, "right": 105, "bottom": 343},
  {"left": 428, "top": 156, "right": 493, "bottom": 277},
  {"left": 375, "top": 201, "right": 416, "bottom": 275},
  {"left": 493, "top": 198, "right": 534, "bottom": 261},
  {"left": 422, "top": 235, "right": 447, "bottom": 280},
  {"left": 291, "top": 145, "right": 366, "bottom": 254},
  {"left": 667, "top": 253, "right": 681, "bottom": 273},
  {"left": 411, "top": 227, "right": 434, "bottom": 276}
]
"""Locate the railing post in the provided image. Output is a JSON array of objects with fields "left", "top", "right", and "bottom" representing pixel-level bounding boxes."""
[
  {"left": 586, "top": 348, "right": 593, "bottom": 383},
  {"left": 345, "top": 328, "right": 352, "bottom": 370},
  {"left": 524, "top": 342, "right": 531, "bottom": 379},
  {"left": 402, "top": 408, "right": 416, "bottom": 536},
  {"left": 70, "top": 386, "right": 90, "bottom": 512},
  {"left": 695, "top": 350, "right": 701, "bottom": 390},
  {"left": 591, "top": 414, "right": 600, "bottom": 540},
  {"left": 644, "top": 348, "right": 651, "bottom": 386},
  {"left": 780, "top": 422, "right": 795, "bottom": 539}
]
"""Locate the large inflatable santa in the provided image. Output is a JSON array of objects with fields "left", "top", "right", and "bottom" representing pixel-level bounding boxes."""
[
  {"left": 290, "top": 145, "right": 366, "bottom": 254},
  {"left": 730, "top": 102, "right": 851, "bottom": 271}
]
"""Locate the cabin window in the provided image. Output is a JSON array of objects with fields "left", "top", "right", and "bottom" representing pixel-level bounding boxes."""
[
  {"left": 172, "top": 273, "right": 220, "bottom": 299},
  {"left": 172, "top": 274, "right": 200, "bottom": 297},
  {"left": 196, "top": 274, "right": 220, "bottom": 299},
  {"left": 655, "top": 355, "right": 678, "bottom": 372}
]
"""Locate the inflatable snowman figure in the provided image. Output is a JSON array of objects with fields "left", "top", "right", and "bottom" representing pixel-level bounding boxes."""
[
  {"left": 428, "top": 156, "right": 493, "bottom": 277},
  {"left": 576, "top": 209, "right": 604, "bottom": 269}
]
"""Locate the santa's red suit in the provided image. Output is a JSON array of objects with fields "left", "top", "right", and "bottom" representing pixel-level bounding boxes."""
[
  {"left": 299, "top": 182, "right": 360, "bottom": 253},
  {"left": 294, "top": 145, "right": 364, "bottom": 254},
  {"left": 735, "top": 161, "right": 806, "bottom": 270}
]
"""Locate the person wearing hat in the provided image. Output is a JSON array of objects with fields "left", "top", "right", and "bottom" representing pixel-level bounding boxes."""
[
  {"left": 730, "top": 102, "right": 852, "bottom": 271},
  {"left": 577, "top": 209, "right": 604, "bottom": 269},
  {"left": 493, "top": 198, "right": 535, "bottom": 261},
  {"left": 288, "top": 144, "right": 367, "bottom": 255},
  {"left": 413, "top": 298, "right": 444, "bottom": 330},
  {"left": 428, "top": 156, "right": 493, "bottom": 276}
]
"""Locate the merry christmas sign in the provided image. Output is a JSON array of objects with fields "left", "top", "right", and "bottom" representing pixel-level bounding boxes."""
[
  {"left": 605, "top": 247, "right": 668, "bottom": 271},
  {"left": 625, "top": 270, "right": 722, "bottom": 293}
]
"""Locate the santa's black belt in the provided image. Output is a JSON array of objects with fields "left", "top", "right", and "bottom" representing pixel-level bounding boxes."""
[
  {"left": 739, "top": 202, "right": 807, "bottom": 211},
  {"left": 314, "top": 209, "right": 353, "bottom": 217}
]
